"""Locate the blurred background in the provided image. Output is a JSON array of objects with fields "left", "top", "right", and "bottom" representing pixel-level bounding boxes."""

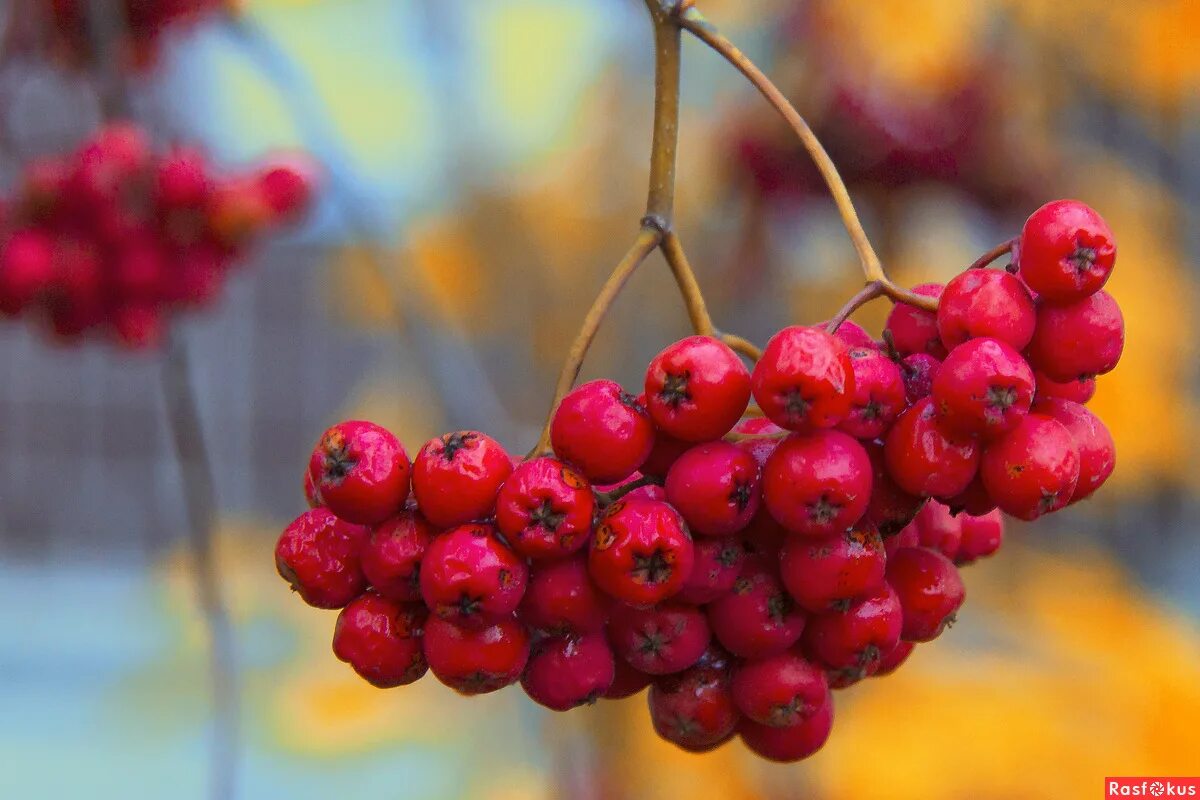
[{"left": 0, "top": 0, "right": 1198, "bottom": 797}]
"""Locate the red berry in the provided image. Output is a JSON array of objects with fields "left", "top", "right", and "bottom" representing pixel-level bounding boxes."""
[
  {"left": 886, "top": 547, "right": 965, "bottom": 642},
  {"left": 779, "top": 525, "right": 886, "bottom": 613},
  {"left": 665, "top": 441, "right": 761, "bottom": 536},
  {"left": 1025, "top": 291, "right": 1124, "bottom": 382},
  {"left": 412, "top": 430, "right": 512, "bottom": 528},
  {"left": 803, "top": 584, "right": 903, "bottom": 687},
  {"left": 608, "top": 602, "right": 711, "bottom": 675},
  {"left": 275, "top": 508, "right": 370, "bottom": 609},
  {"left": 738, "top": 697, "right": 833, "bottom": 763},
  {"left": 731, "top": 649, "right": 828, "bottom": 727},
  {"left": 1032, "top": 398, "right": 1115, "bottom": 503},
  {"left": 937, "top": 269, "right": 1036, "bottom": 350},
  {"left": 520, "top": 633, "right": 615, "bottom": 711},
  {"left": 550, "top": 380, "right": 654, "bottom": 483},
  {"left": 707, "top": 555, "right": 806, "bottom": 658},
  {"left": 644, "top": 335, "right": 751, "bottom": 441},
  {"left": 307, "top": 420, "right": 411, "bottom": 525},
  {"left": 519, "top": 554, "right": 607, "bottom": 636},
  {"left": 933, "top": 338, "right": 1035, "bottom": 439},
  {"left": 677, "top": 535, "right": 745, "bottom": 604},
  {"left": 874, "top": 640, "right": 915, "bottom": 676},
  {"left": 762, "top": 430, "right": 872, "bottom": 537},
  {"left": 332, "top": 594, "right": 428, "bottom": 688},
  {"left": 495, "top": 457, "right": 594, "bottom": 560},
  {"left": 912, "top": 501, "right": 962, "bottom": 560},
  {"left": 826, "top": 319, "right": 876, "bottom": 350},
  {"left": 257, "top": 160, "right": 314, "bottom": 220},
  {"left": 1018, "top": 200, "right": 1115, "bottom": 303},
  {"left": 885, "top": 397, "right": 980, "bottom": 499},
  {"left": 752, "top": 326, "right": 854, "bottom": 431},
  {"left": 861, "top": 441, "right": 924, "bottom": 538},
  {"left": 1035, "top": 371, "right": 1096, "bottom": 404},
  {"left": 155, "top": 147, "right": 211, "bottom": 209},
  {"left": 0, "top": 229, "right": 55, "bottom": 315},
  {"left": 422, "top": 615, "right": 530, "bottom": 695},
  {"left": 885, "top": 283, "right": 947, "bottom": 358},
  {"left": 883, "top": 518, "right": 920, "bottom": 558},
  {"left": 604, "top": 656, "right": 653, "bottom": 699},
  {"left": 420, "top": 523, "right": 527, "bottom": 627},
  {"left": 981, "top": 413, "right": 1080, "bottom": 520},
  {"left": 360, "top": 510, "right": 436, "bottom": 603},
  {"left": 837, "top": 347, "right": 906, "bottom": 440},
  {"left": 648, "top": 646, "right": 739, "bottom": 752},
  {"left": 900, "top": 352, "right": 942, "bottom": 404},
  {"left": 955, "top": 509, "right": 1004, "bottom": 565},
  {"left": 588, "top": 497, "right": 694, "bottom": 607}
]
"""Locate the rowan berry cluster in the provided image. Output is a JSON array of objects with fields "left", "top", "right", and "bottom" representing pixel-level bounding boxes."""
[
  {"left": 274, "top": 198, "right": 1120, "bottom": 764},
  {"left": 0, "top": 123, "right": 312, "bottom": 348}
]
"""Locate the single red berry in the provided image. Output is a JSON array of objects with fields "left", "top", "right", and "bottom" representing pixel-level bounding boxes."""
[
  {"left": 360, "top": 510, "right": 436, "bottom": 603},
  {"left": 955, "top": 509, "right": 1004, "bottom": 565},
  {"left": 981, "top": 413, "right": 1080, "bottom": 520},
  {"left": 885, "top": 397, "right": 980, "bottom": 499},
  {"left": 520, "top": 633, "right": 615, "bottom": 711},
  {"left": 307, "top": 420, "right": 410, "bottom": 525},
  {"left": 874, "top": 640, "right": 915, "bottom": 677},
  {"left": 937, "top": 269, "right": 1036, "bottom": 350},
  {"left": 412, "top": 430, "right": 512, "bottom": 528},
  {"left": 605, "top": 656, "right": 654, "bottom": 699},
  {"left": 0, "top": 229, "right": 55, "bottom": 315},
  {"left": 886, "top": 547, "right": 965, "bottom": 642},
  {"left": 861, "top": 441, "right": 924, "bottom": 539},
  {"left": 912, "top": 501, "right": 962, "bottom": 560},
  {"left": 608, "top": 602, "right": 711, "bottom": 675},
  {"left": 644, "top": 335, "right": 752, "bottom": 441},
  {"left": 825, "top": 319, "right": 876, "bottom": 350},
  {"left": 588, "top": 497, "right": 694, "bottom": 608},
  {"left": 648, "top": 645, "right": 739, "bottom": 753},
  {"left": 550, "top": 380, "right": 654, "bottom": 483},
  {"left": 762, "top": 430, "right": 872, "bottom": 537},
  {"left": 933, "top": 338, "right": 1035, "bottom": 439},
  {"left": 639, "top": 429, "right": 692, "bottom": 479},
  {"left": 1018, "top": 200, "right": 1115, "bottom": 303},
  {"left": 665, "top": 441, "right": 761, "bottom": 536},
  {"left": 1025, "top": 291, "right": 1124, "bottom": 382},
  {"left": 837, "top": 347, "right": 906, "bottom": 440},
  {"left": 257, "top": 159, "right": 315, "bottom": 220},
  {"left": 707, "top": 555, "right": 807, "bottom": 658},
  {"left": 275, "top": 508, "right": 370, "bottom": 609},
  {"left": 1032, "top": 398, "right": 1115, "bottom": 503},
  {"left": 495, "top": 457, "right": 594, "bottom": 560},
  {"left": 1035, "top": 371, "right": 1096, "bottom": 404},
  {"left": 111, "top": 303, "right": 164, "bottom": 350},
  {"left": 731, "top": 648, "right": 828, "bottom": 727},
  {"left": 420, "top": 523, "right": 527, "bottom": 627},
  {"left": 779, "top": 526, "right": 886, "bottom": 614},
  {"left": 900, "top": 352, "right": 942, "bottom": 405},
  {"left": 885, "top": 283, "right": 946, "bottom": 358},
  {"left": 332, "top": 593, "right": 428, "bottom": 688},
  {"left": 944, "top": 473, "right": 998, "bottom": 517},
  {"left": 752, "top": 326, "right": 854, "bottom": 431},
  {"left": 155, "top": 147, "right": 211, "bottom": 209},
  {"left": 803, "top": 584, "right": 903, "bottom": 687},
  {"left": 519, "top": 554, "right": 607, "bottom": 636},
  {"left": 677, "top": 535, "right": 746, "bottom": 604},
  {"left": 422, "top": 615, "right": 530, "bottom": 695},
  {"left": 738, "top": 697, "right": 833, "bottom": 763}
]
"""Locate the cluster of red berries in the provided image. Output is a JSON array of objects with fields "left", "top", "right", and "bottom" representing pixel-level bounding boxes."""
[
  {"left": 275, "top": 198, "right": 1119, "bottom": 763},
  {"left": 47, "top": 0, "right": 231, "bottom": 69},
  {"left": 0, "top": 123, "right": 312, "bottom": 348}
]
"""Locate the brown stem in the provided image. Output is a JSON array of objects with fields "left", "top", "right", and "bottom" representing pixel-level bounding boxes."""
[
  {"left": 595, "top": 473, "right": 664, "bottom": 506},
  {"left": 825, "top": 280, "right": 885, "bottom": 335},
  {"left": 724, "top": 430, "right": 787, "bottom": 443},
  {"left": 968, "top": 237, "right": 1019, "bottom": 271},
  {"left": 643, "top": 1, "right": 682, "bottom": 226},
  {"left": 659, "top": 231, "right": 715, "bottom": 335},
  {"left": 719, "top": 332, "right": 763, "bottom": 361}
]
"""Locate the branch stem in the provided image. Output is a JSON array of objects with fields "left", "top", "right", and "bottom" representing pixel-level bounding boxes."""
[
  {"left": 825, "top": 280, "right": 885, "bottom": 335},
  {"left": 968, "top": 237, "right": 1019, "bottom": 271}
]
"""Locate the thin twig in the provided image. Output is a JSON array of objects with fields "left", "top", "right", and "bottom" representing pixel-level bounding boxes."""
[
  {"left": 594, "top": 473, "right": 664, "bottom": 506},
  {"left": 659, "top": 231, "right": 715, "bottom": 336},
  {"left": 719, "top": 331, "right": 763, "bottom": 361},
  {"left": 825, "top": 280, "right": 885, "bottom": 335},
  {"left": 968, "top": 237, "right": 1019, "bottom": 271}
]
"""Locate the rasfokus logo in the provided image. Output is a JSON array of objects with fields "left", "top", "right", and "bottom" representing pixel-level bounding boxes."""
[{"left": 1107, "top": 778, "right": 1200, "bottom": 797}]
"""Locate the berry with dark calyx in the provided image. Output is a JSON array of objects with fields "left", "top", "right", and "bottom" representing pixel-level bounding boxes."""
[
  {"left": 803, "top": 584, "right": 902, "bottom": 688},
  {"left": 519, "top": 554, "right": 608, "bottom": 636},
  {"left": 677, "top": 535, "right": 745, "bottom": 604},
  {"left": 912, "top": 501, "right": 962, "bottom": 560},
  {"left": 779, "top": 525, "right": 886, "bottom": 614},
  {"left": 307, "top": 420, "right": 411, "bottom": 526},
  {"left": 422, "top": 615, "right": 530, "bottom": 695},
  {"left": 937, "top": 269, "right": 1036, "bottom": 350},
  {"left": 605, "top": 657, "right": 654, "bottom": 699},
  {"left": 495, "top": 457, "right": 594, "bottom": 560},
  {"left": 981, "top": 413, "right": 1080, "bottom": 520},
  {"left": 1025, "top": 291, "right": 1124, "bottom": 382},
  {"left": 933, "top": 338, "right": 1035, "bottom": 439},
  {"left": 420, "top": 523, "right": 527, "bottom": 627},
  {"left": 886, "top": 547, "right": 965, "bottom": 642},
  {"left": 644, "top": 335, "right": 752, "bottom": 442},
  {"left": 732, "top": 648, "right": 828, "bottom": 727},
  {"left": 956, "top": 509, "right": 1005, "bottom": 565},
  {"left": 1034, "top": 371, "right": 1096, "bottom": 405},
  {"left": 588, "top": 497, "right": 694, "bottom": 608},
  {"left": 608, "top": 602, "right": 711, "bottom": 675},
  {"left": 900, "top": 352, "right": 942, "bottom": 404},
  {"left": 825, "top": 319, "right": 876, "bottom": 350},
  {"left": 752, "top": 326, "right": 855, "bottom": 431},
  {"left": 707, "top": 554, "right": 807, "bottom": 658},
  {"left": 412, "top": 430, "right": 513, "bottom": 528},
  {"left": 665, "top": 441, "right": 762, "bottom": 536},
  {"left": 1032, "top": 398, "right": 1115, "bottom": 503},
  {"left": 738, "top": 696, "right": 833, "bottom": 763},
  {"left": 648, "top": 645, "right": 739, "bottom": 752},
  {"left": 874, "top": 640, "right": 915, "bottom": 677},
  {"left": 884, "top": 283, "right": 946, "bottom": 358},
  {"left": 762, "top": 430, "right": 872, "bottom": 538},
  {"left": 1018, "top": 200, "right": 1115, "bottom": 303},
  {"left": 837, "top": 347, "right": 906, "bottom": 440},
  {"left": 275, "top": 508, "right": 370, "bottom": 609},
  {"left": 332, "top": 593, "right": 428, "bottom": 688},
  {"left": 885, "top": 397, "right": 980, "bottom": 499},
  {"left": 861, "top": 441, "right": 925, "bottom": 538},
  {"left": 521, "top": 633, "right": 615, "bottom": 711},
  {"left": 550, "top": 380, "right": 655, "bottom": 483},
  {"left": 360, "top": 510, "right": 436, "bottom": 603}
]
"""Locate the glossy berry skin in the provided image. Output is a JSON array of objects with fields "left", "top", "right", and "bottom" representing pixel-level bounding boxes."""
[
  {"left": 707, "top": 555, "right": 807, "bottom": 658},
  {"left": 874, "top": 640, "right": 915, "bottom": 676},
  {"left": 933, "top": 338, "right": 1035, "bottom": 439},
  {"left": 981, "top": 414, "right": 1080, "bottom": 520},
  {"left": 1035, "top": 371, "right": 1096, "bottom": 404},
  {"left": 901, "top": 352, "right": 942, "bottom": 405},
  {"left": 677, "top": 535, "right": 745, "bottom": 604},
  {"left": 803, "top": 584, "right": 903, "bottom": 687},
  {"left": 752, "top": 326, "right": 854, "bottom": 431},
  {"left": 827, "top": 319, "right": 876, "bottom": 350},
  {"left": 520, "top": 633, "right": 615, "bottom": 711},
  {"left": 648, "top": 646, "right": 739, "bottom": 753},
  {"left": 275, "top": 508, "right": 370, "bottom": 609},
  {"left": 955, "top": 509, "right": 1004, "bottom": 565},
  {"left": 762, "top": 430, "right": 872, "bottom": 538},
  {"left": 422, "top": 616, "right": 530, "bottom": 696},
  {"left": 360, "top": 511, "right": 436, "bottom": 603},
  {"left": 937, "top": 269, "right": 1036, "bottom": 351},
  {"left": 738, "top": 698, "right": 833, "bottom": 763},
  {"left": 883, "top": 519, "right": 920, "bottom": 558},
  {"left": 419, "top": 523, "right": 527, "bottom": 627},
  {"left": 731, "top": 649, "right": 828, "bottom": 727},
  {"left": 608, "top": 602, "right": 711, "bottom": 675},
  {"left": 604, "top": 657, "right": 653, "bottom": 699},
  {"left": 495, "top": 457, "right": 594, "bottom": 560},
  {"left": 861, "top": 441, "right": 925, "bottom": 539},
  {"left": 639, "top": 430, "right": 691, "bottom": 479},
  {"left": 886, "top": 547, "right": 965, "bottom": 643},
  {"left": 1033, "top": 398, "right": 1115, "bottom": 503},
  {"left": 588, "top": 497, "right": 694, "bottom": 608},
  {"left": 885, "top": 283, "right": 946, "bottom": 358},
  {"left": 912, "top": 501, "right": 962, "bottom": 560},
  {"left": 412, "top": 431, "right": 512, "bottom": 528},
  {"left": 1018, "top": 200, "right": 1115, "bottom": 303},
  {"left": 332, "top": 594, "right": 428, "bottom": 688},
  {"left": 885, "top": 397, "right": 980, "bottom": 499},
  {"left": 644, "top": 335, "right": 751, "bottom": 442},
  {"left": 550, "top": 380, "right": 654, "bottom": 483},
  {"left": 837, "top": 347, "right": 906, "bottom": 440},
  {"left": 945, "top": 473, "right": 998, "bottom": 517},
  {"left": 519, "top": 555, "right": 607, "bottom": 636},
  {"left": 307, "top": 421, "right": 411, "bottom": 525},
  {"left": 1025, "top": 291, "right": 1124, "bottom": 382},
  {"left": 780, "top": 525, "right": 886, "bottom": 614},
  {"left": 665, "top": 442, "right": 761, "bottom": 536}
]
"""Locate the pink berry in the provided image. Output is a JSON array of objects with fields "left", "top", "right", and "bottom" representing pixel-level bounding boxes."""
[
  {"left": 307, "top": 420, "right": 411, "bottom": 526},
  {"left": 981, "top": 413, "right": 1080, "bottom": 520},
  {"left": 648, "top": 645, "right": 740, "bottom": 753},
  {"left": 738, "top": 697, "right": 833, "bottom": 763},
  {"left": 665, "top": 441, "right": 762, "bottom": 536},
  {"left": 644, "top": 335, "right": 752, "bottom": 442},
  {"left": 826, "top": 319, "right": 876, "bottom": 350},
  {"left": 1033, "top": 398, "right": 1115, "bottom": 503},
  {"left": 420, "top": 523, "right": 528, "bottom": 627},
  {"left": 521, "top": 633, "right": 615, "bottom": 711},
  {"left": 732, "top": 649, "right": 828, "bottom": 727},
  {"left": 937, "top": 269, "right": 1036, "bottom": 350},
  {"left": 912, "top": 501, "right": 962, "bottom": 560},
  {"left": 495, "top": 457, "right": 594, "bottom": 560},
  {"left": 900, "top": 352, "right": 942, "bottom": 404},
  {"left": 518, "top": 554, "right": 608, "bottom": 636},
  {"left": 886, "top": 547, "right": 965, "bottom": 642},
  {"left": 551, "top": 380, "right": 654, "bottom": 483},
  {"left": 707, "top": 555, "right": 807, "bottom": 658},
  {"left": 677, "top": 535, "right": 746, "bottom": 604},
  {"left": 803, "top": 584, "right": 903, "bottom": 687},
  {"left": 422, "top": 615, "right": 530, "bottom": 695},
  {"left": 955, "top": 509, "right": 1004, "bottom": 565},
  {"left": 752, "top": 326, "right": 855, "bottom": 431},
  {"left": 779, "top": 526, "right": 886, "bottom": 613},
  {"left": 874, "top": 640, "right": 915, "bottom": 676},
  {"left": 608, "top": 602, "right": 711, "bottom": 675},
  {"left": 933, "top": 338, "right": 1035, "bottom": 439},
  {"left": 332, "top": 593, "right": 428, "bottom": 688},
  {"left": 861, "top": 441, "right": 924, "bottom": 538},
  {"left": 1018, "top": 200, "right": 1115, "bottom": 303},
  {"left": 360, "top": 510, "right": 436, "bottom": 603},
  {"left": 412, "top": 431, "right": 513, "bottom": 528},
  {"left": 885, "top": 397, "right": 980, "bottom": 499},
  {"left": 837, "top": 347, "right": 906, "bottom": 440},
  {"left": 762, "top": 430, "right": 872, "bottom": 537},
  {"left": 884, "top": 283, "right": 946, "bottom": 358},
  {"left": 1025, "top": 291, "right": 1124, "bottom": 382},
  {"left": 275, "top": 508, "right": 370, "bottom": 609},
  {"left": 588, "top": 497, "right": 694, "bottom": 608}
]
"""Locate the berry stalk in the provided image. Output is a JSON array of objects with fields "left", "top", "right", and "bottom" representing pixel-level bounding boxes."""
[{"left": 968, "top": 237, "right": 1019, "bottom": 271}]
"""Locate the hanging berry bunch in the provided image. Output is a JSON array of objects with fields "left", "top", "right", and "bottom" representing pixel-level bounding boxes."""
[
  {"left": 0, "top": 122, "right": 313, "bottom": 348},
  {"left": 275, "top": 2, "right": 1122, "bottom": 764}
]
